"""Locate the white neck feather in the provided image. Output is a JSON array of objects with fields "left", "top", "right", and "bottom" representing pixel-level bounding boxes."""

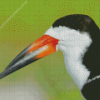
[
  {"left": 45, "top": 26, "right": 92, "bottom": 90},
  {"left": 63, "top": 49, "right": 90, "bottom": 90}
]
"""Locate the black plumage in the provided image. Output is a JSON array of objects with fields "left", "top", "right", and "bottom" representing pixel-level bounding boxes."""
[{"left": 53, "top": 14, "right": 100, "bottom": 99}]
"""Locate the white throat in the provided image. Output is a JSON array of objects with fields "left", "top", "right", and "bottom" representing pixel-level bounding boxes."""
[{"left": 44, "top": 26, "right": 92, "bottom": 90}]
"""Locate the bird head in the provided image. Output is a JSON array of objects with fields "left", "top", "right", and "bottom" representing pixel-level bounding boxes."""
[{"left": 0, "top": 14, "right": 96, "bottom": 79}]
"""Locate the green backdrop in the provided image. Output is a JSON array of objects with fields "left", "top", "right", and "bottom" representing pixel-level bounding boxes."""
[{"left": 0, "top": 0, "right": 99, "bottom": 100}]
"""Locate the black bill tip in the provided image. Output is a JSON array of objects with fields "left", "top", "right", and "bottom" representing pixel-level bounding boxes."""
[{"left": 0, "top": 50, "right": 39, "bottom": 79}]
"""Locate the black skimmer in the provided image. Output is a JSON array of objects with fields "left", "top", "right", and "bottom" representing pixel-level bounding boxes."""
[{"left": 0, "top": 14, "right": 100, "bottom": 99}]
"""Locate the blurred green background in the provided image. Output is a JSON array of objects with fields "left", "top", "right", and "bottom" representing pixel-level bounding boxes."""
[{"left": 0, "top": 0, "right": 100, "bottom": 100}]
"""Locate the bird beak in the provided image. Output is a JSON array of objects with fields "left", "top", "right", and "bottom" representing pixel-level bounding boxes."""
[{"left": 0, "top": 35, "right": 59, "bottom": 79}]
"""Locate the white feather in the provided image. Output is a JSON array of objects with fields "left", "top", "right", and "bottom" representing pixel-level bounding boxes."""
[{"left": 44, "top": 26, "right": 92, "bottom": 90}]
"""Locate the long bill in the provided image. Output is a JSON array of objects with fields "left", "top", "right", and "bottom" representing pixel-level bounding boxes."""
[{"left": 0, "top": 35, "right": 59, "bottom": 79}]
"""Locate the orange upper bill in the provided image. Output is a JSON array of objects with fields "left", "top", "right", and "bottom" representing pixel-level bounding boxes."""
[
  {"left": 0, "top": 34, "right": 59, "bottom": 79},
  {"left": 27, "top": 35, "right": 59, "bottom": 59}
]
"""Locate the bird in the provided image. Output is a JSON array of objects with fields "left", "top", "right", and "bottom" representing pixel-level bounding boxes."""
[{"left": 0, "top": 14, "right": 100, "bottom": 100}]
